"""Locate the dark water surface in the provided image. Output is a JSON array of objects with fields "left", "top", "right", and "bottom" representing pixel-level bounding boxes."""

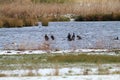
[{"left": 0, "top": 21, "right": 120, "bottom": 50}]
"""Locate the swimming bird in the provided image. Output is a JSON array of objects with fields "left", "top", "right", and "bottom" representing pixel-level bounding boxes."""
[
  {"left": 114, "top": 36, "right": 119, "bottom": 40},
  {"left": 77, "top": 35, "right": 82, "bottom": 40},
  {"left": 51, "top": 35, "right": 55, "bottom": 40},
  {"left": 72, "top": 33, "right": 75, "bottom": 41},
  {"left": 44, "top": 34, "right": 49, "bottom": 41},
  {"left": 67, "top": 33, "right": 72, "bottom": 41}
]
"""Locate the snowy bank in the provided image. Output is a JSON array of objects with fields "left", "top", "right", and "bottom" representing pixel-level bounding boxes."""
[
  {"left": 0, "top": 49, "right": 118, "bottom": 55},
  {"left": 0, "top": 75, "right": 120, "bottom": 80}
]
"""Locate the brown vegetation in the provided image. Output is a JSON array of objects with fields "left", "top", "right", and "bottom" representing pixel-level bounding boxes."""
[
  {"left": 0, "top": 20, "right": 3, "bottom": 27},
  {"left": 0, "top": 73, "right": 7, "bottom": 77},
  {"left": 41, "top": 18, "right": 49, "bottom": 26},
  {"left": 0, "top": 0, "right": 120, "bottom": 27},
  {"left": 3, "top": 41, "right": 53, "bottom": 52},
  {"left": 53, "top": 64, "right": 59, "bottom": 76}
]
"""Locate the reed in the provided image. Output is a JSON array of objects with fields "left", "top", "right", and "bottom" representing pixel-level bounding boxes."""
[
  {"left": 0, "top": 19, "right": 3, "bottom": 27},
  {"left": 0, "top": 73, "right": 7, "bottom": 77},
  {"left": 0, "top": 0, "right": 120, "bottom": 27},
  {"left": 31, "top": 0, "right": 73, "bottom": 3},
  {"left": 41, "top": 18, "right": 49, "bottom": 26},
  {"left": 3, "top": 18, "right": 24, "bottom": 27},
  {"left": 23, "top": 18, "right": 37, "bottom": 26}
]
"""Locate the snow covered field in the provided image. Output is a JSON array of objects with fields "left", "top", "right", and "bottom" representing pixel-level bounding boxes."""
[
  {"left": 0, "top": 66, "right": 120, "bottom": 76},
  {"left": 0, "top": 49, "right": 118, "bottom": 55},
  {"left": 0, "top": 50, "right": 119, "bottom": 78},
  {"left": 0, "top": 75, "right": 120, "bottom": 80}
]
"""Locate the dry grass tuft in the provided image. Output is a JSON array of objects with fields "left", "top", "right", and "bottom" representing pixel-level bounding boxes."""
[
  {"left": 38, "top": 42, "right": 52, "bottom": 52},
  {"left": 53, "top": 64, "right": 59, "bottom": 76},
  {"left": 83, "top": 69, "right": 91, "bottom": 75},
  {"left": 3, "top": 40, "right": 54, "bottom": 52},
  {"left": 41, "top": 18, "right": 49, "bottom": 26},
  {"left": 0, "top": 73, "right": 7, "bottom": 77},
  {"left": 24, "top": 18, "right": 37, "bottom": 26},
  {"left": 98, "top": 68, "right": 109, "bottom": 75},
  {"left": 94, "top": 39, "right": 105, "bottom": 49},
  {"left": 112, "top": 71, "right": 120, "bottom": 74},
  {"left": 0, "top": 19, "right": 3, "bottom": 27},
  {"left": 26, "top": 70, "right": 35, "bottom": 76},
  {"left": 2, "top": 18, "right": 24, "bottom": 27}
]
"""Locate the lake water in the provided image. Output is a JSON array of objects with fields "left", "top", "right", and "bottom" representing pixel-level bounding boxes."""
[{"left": 0, "top": 21, "right": 120, "bottom": 50}]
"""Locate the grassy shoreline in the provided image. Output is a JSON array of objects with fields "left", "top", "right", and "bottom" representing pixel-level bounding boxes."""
[
  {"left": 0, "top": 53, "right": 120, "bottom": 76},
  {"left": 0, "top": 0, "right": 120, "bottom": 27},
  {"left": 0, "top": 53, "right": 120, "bottom": 65}
]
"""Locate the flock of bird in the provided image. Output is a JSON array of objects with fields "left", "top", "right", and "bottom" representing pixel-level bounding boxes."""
[
  {"left": 44, "top": 33, "right": 119, "bottom": 41},
  {"left": 44, "top": 33, "right": 82, "bottom": 41},
  {"left": 114, "top": 36, "right": 119, "bottom": 40},
  {"left": 44, "top": 34, "right": 55, "bottom": 41},
  {"left": 67, "top": 33, "right": 82, "bottom": 41}
]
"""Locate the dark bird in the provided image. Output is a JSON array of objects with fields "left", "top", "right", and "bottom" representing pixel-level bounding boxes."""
[
  {"left": 77, "top": 35, "right": 82, "bottom": 40},
  {"left": 67, "top": 33, "right": 72, "bottom": 41},
  {"left": 72, "top": 33, "right": 75, "bottom": 41},
  {"left": 44, "top": 34, "right": 49, "bottom": 41},
  {"left": 114, "top": 37, "right": 119, "bottom": 40},
  {"left": 51, "top": 35, "right": 55, "bottom": 40}
]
